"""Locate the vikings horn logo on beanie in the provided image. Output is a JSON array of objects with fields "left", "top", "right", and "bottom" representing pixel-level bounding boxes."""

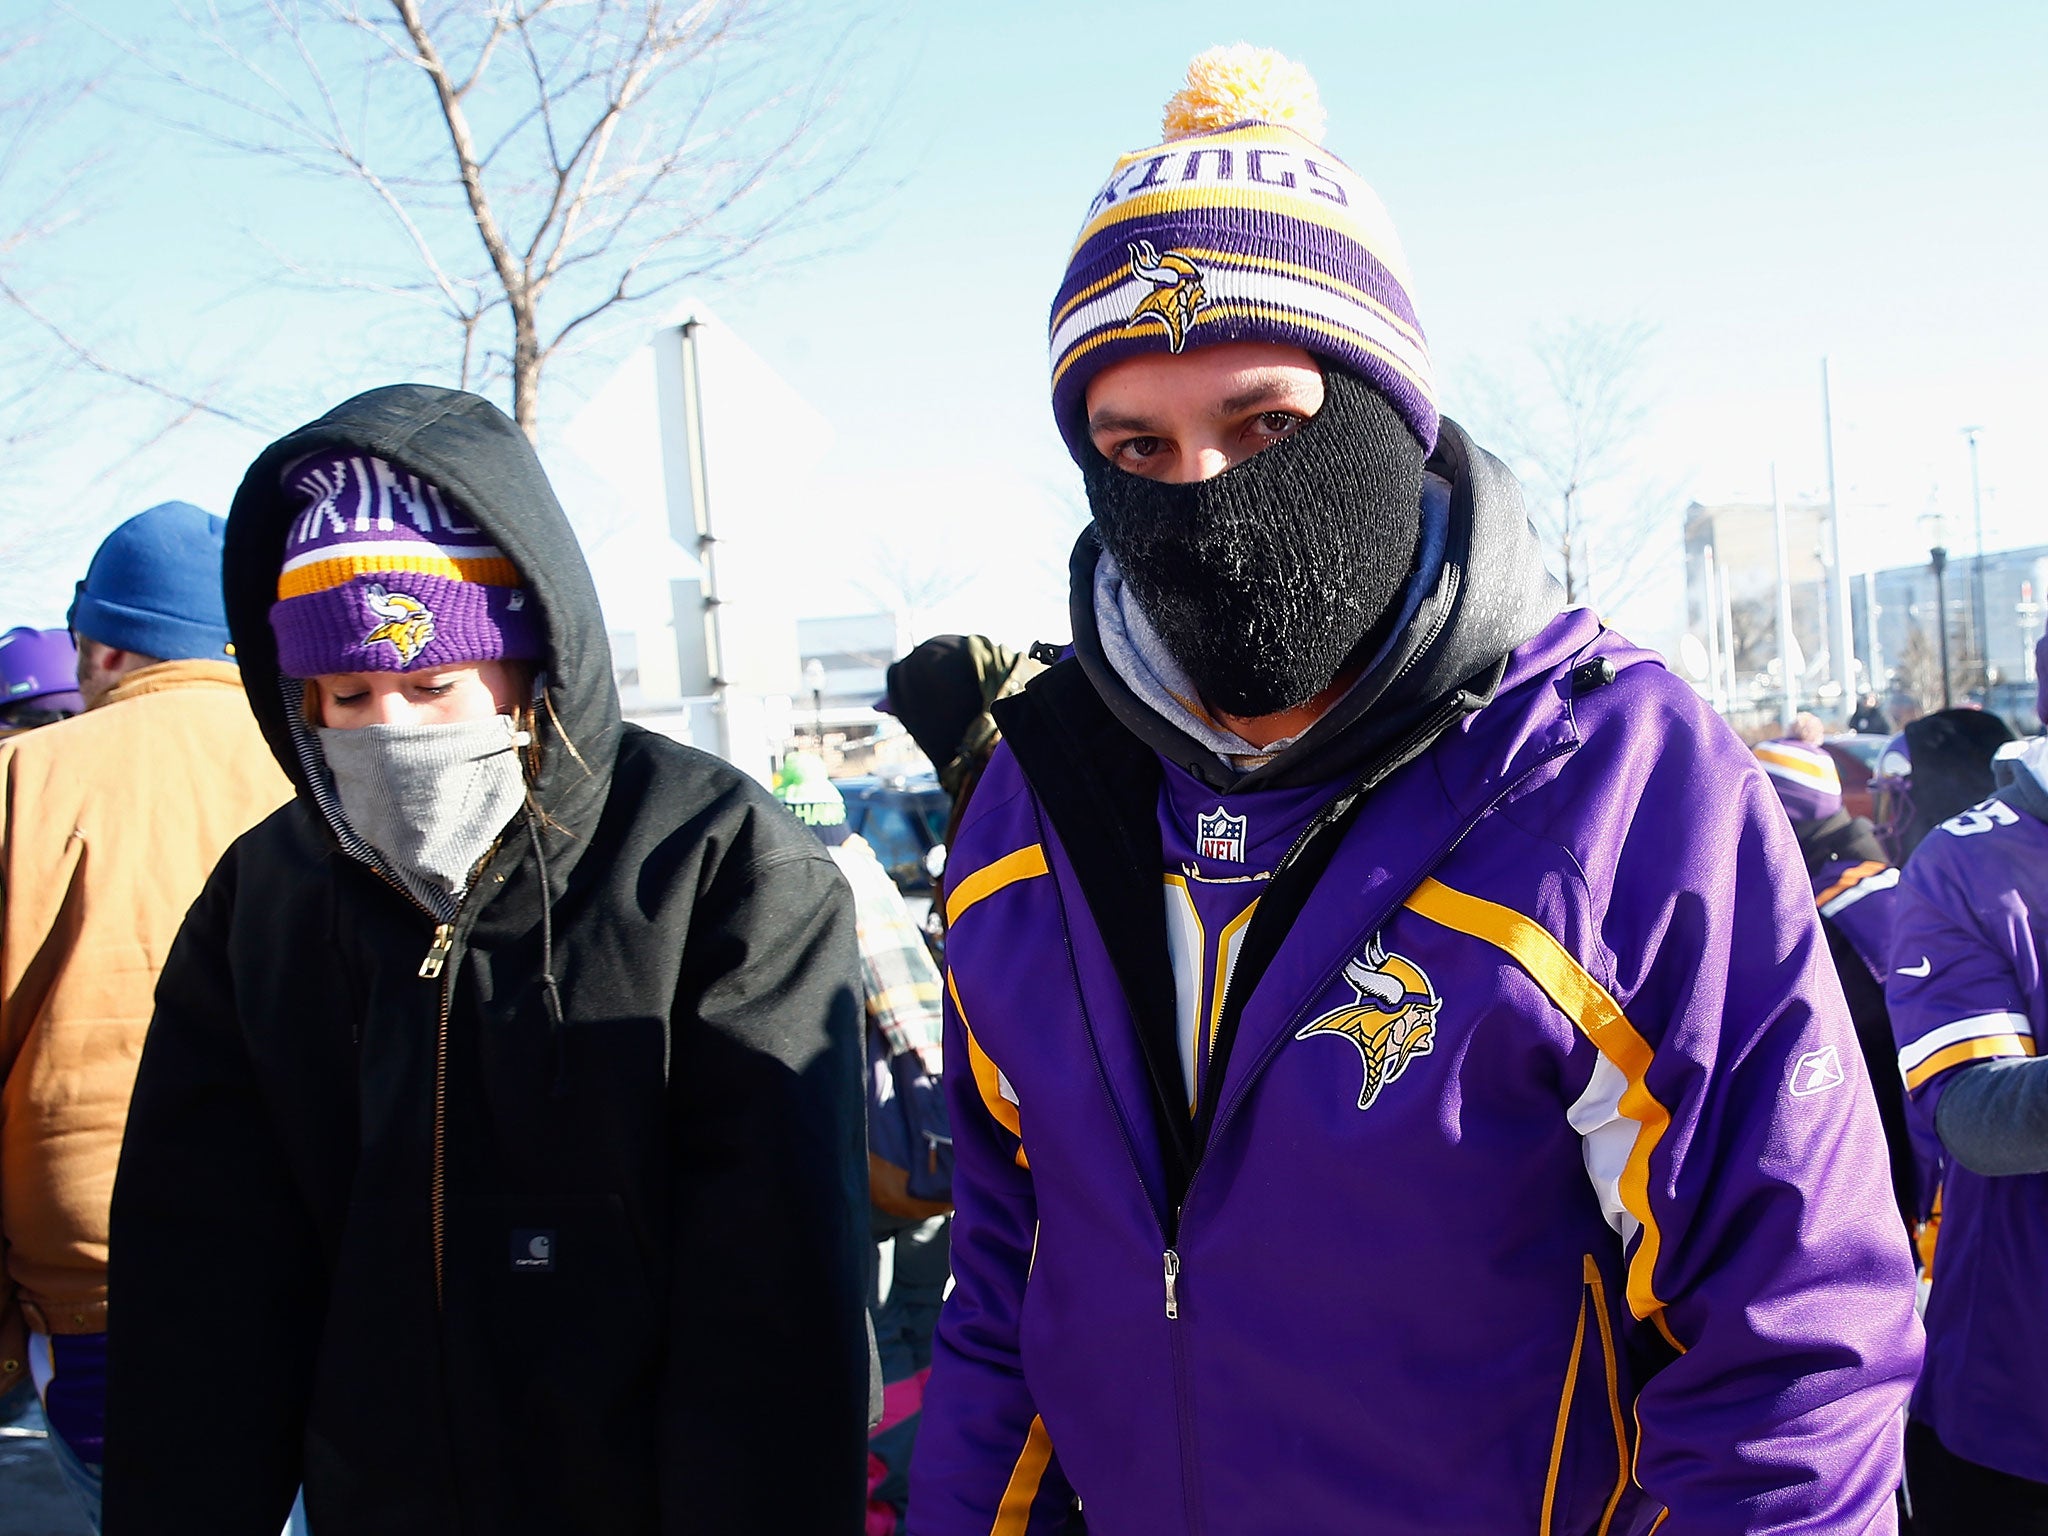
[
  {"left": 1048, "top": 45, "right": 1437, "bottom": 464},
  {"left": 267, "top": 454, "right": 543, "bottom": 678}
]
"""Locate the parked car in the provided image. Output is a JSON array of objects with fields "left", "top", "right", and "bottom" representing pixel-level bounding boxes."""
[
  {"left": 839, "top": 772, "right": 951, "bottom": 927},
  {"left": 1822, "top": 733, "right": 1889, "bottom": 824}
]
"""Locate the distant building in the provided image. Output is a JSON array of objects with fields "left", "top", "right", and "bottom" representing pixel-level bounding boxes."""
[
  {"left": 1853, "top": 544, "right": 2048, "bottom": 721},
  {"left": 1683, "top": 499, "right": 1837, "bottom": 696}
]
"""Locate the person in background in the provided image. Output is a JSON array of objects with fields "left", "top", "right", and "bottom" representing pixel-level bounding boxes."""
[
  {"left": 1753, "top": 738, "right": 1921, "bottom": 1237},
  {"left": 1850, "top": 692, "right": 1892, "bottom": 736},
  {"left": 103, "top": 387, "right": 871, "bottom": 1535},
  {"left": 1873, "top": 708, "right": 2016, "bottom": 864},
  {"left": 774, "top": 750, "right": 951, "bottom": 1536},
  {"left": 882, "top": 635, "right": 1044, "bottom": 856},
  {"left": 913, "top": 45, "right": 1919, "bottom": 1535},
  {"left": 1, "top": 503, "right": 291, "bottom": 1532},
  {"left": 0, "top": 628, "right": 84, "bottom": 735},
  {"left": 1886, "top": 725, "right": 2048, "bottom": 1531}
]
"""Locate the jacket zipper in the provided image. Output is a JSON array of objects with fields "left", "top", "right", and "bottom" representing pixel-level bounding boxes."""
[
  {"left": 422, "top": 922, "right": 455, "bottom": 1307},
  {"left": 1166, "top": 1239, "right": 1203, "bottom": 1535},
  {"left": 1146, "top": 688, "right": 1574, "bottom": 1526},
  {"left": 284, "top": 679, "right": 490, "bottom": 1314}
]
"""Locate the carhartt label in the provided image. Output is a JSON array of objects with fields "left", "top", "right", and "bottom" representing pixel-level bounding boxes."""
[{"left": 511, "top": 1228, "right": 556, "bottom": 1273}]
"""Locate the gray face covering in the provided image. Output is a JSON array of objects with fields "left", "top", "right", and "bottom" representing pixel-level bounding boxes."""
[{"left": 317, "top": 714, "right": 530, "bottom": 904}]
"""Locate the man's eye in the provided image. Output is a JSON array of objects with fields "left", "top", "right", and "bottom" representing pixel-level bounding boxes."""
[
  {"left": 1255, "top": 412, "right": 1302, "bottom": 437},
  {"left": 330, "top": 691, "right": 367, "bottom": 706},
  {"left": 416, "top": 683, "right": 457, "bottom": 698},
  {"left": 1115, "top": 436, "right": 1163, "bottom": 463}
]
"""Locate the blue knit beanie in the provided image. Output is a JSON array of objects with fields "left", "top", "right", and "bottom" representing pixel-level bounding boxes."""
[{"left": 68, "top": 502, "right": 235, "bottom": 663}]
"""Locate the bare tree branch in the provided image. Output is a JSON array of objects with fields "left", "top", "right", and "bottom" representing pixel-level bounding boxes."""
[
  {"left": 111, "top": 0, "right": 881, "bottom": 439},
  {"left": 0, "top": 273, "right": 269, "bottom": 430},
  {"left": 1465, "top": 319, "right": 1659, "bottom": 609}
]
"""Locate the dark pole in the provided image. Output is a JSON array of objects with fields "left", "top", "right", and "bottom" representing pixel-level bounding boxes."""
[
  {"left": 812, "top": 686, "right": 823, "bottom": 746},
  {"left": 1931, "top": 545, "right": 1952, "bottom": 709}
]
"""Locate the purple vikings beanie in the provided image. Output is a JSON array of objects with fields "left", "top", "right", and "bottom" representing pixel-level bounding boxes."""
[
  {"left": 1754, "top": 738, "right": 1844, "bottom": 823},
  {"left": 1048, "top": 45, "right": 1437, "bottom": 465},
  {"left": 268, "top": 453, "right": 543, "bottom": 678}
]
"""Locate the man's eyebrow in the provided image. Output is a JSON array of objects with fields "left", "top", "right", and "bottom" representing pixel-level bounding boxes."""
[
  {"left": 1219, "top": 376, "right": 1316, "bottom": 415},
  {"left": 1087, "top": 410, "right": 1157, "bottom": 436}
]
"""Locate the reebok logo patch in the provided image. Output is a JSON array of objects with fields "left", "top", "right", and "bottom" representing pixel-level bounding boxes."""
[{"left": 1788, "top": 1045, "right": 1846, "bottom": 1098}]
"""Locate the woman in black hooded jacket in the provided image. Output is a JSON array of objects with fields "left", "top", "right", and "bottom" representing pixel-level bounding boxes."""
[{"left": 102, "top": 386, "right": 871, "bottom": 1535}]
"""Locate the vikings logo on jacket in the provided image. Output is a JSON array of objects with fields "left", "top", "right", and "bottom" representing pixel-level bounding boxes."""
[{"left": 1294, "top": 935, "right": 1438, "bottom": 1110}]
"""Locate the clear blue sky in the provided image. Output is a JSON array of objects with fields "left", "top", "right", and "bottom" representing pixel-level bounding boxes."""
[{"left": 4, "top": 0, "right": 2044, "bottom": 655}]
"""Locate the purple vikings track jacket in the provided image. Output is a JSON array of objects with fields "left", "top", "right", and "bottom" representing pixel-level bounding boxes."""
[
  {"left": 909, "top": 423, "right": 1922, "bottom": 1535},
  {"left": 1887, "top": 797, "right": 2048, "bottom": 1484}
]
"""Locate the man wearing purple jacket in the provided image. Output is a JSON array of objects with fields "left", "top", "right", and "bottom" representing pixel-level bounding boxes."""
[
  {"left": 1887, "top": 671, "right": 2048, "bottom": 1529},
  {"left": 909, "top": 46, "right": 1921, "bottom": 1536},
  {"left": 1752, "top": 738, "right": 1926, "bottom": 1238}
]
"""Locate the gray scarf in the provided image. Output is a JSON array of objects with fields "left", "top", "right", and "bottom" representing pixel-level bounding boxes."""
[{"left": 317, "top": 714, "right": 530, "bottom": 909}]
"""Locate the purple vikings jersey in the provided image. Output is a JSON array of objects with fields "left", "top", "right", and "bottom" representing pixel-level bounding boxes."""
[
  {"left": 1157, "top": 767, "right": 1337, "bottom": 1112},
  {"left": 1887, "top": 798, "right": 2048, "bottom": 1484}
]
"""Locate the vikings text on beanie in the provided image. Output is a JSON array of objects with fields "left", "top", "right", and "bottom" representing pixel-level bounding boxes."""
[
  {"left": 268, "top": 454, "right": 542, "bottom": 678},
  {"left": 1754, "top": 738, "right": 1843, "bottom": 824},
  {"left": 1048, "top": 44, "right": 1437, "bottom": 465}
]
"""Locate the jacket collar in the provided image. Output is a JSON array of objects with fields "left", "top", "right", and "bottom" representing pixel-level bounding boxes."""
[
  {"left": 1068, "top": 417, "right": 1564, "bottom": 795},
  {"left": 96, "top": 659, "right": 248, "bottom": 709}
]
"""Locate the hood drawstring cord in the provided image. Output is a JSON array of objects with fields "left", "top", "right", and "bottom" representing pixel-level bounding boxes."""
[{"left": 523, "top": 805, "right": 569, "bottom": 1094}]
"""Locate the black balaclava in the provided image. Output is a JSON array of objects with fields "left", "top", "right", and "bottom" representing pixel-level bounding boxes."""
[{"left": 1082, "top": 362, "right": 1425, "bottom": 720}]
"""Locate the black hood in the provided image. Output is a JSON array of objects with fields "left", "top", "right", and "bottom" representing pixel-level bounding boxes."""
[
  {"left": 223, "top": 384, "right": 619, "bottom": 895},
  {"left": 1069, "top": 416, "right": 1563, "bottom": 793},
  {"left": 1794, "top": 810, "right": 1890, "bottom": 877}
]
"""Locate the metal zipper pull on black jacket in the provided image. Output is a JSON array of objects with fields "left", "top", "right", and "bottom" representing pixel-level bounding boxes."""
[{"left": 419, "top": 923, "right": 454, "bottom": 979}]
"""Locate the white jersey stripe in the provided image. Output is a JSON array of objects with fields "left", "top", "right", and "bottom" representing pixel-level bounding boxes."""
[
  {"left": 1820, "top": 866, "right": 1901, "bottom": 917},
  {"left": 1567, "top": 1053, "right": 1643, "bottom": 1247},
  {"left": 1897, "top": 1010, "right": 2035, "bottom": 1074}
]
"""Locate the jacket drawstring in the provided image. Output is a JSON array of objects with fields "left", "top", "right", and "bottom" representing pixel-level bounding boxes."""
[{"left": 524, "top": 806, "right": 569, "bottom": 1094}]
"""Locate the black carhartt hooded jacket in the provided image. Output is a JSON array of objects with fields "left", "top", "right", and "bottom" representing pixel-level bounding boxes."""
[{"left": 102, "top": 386, "right": 870, "bottom": 1535}]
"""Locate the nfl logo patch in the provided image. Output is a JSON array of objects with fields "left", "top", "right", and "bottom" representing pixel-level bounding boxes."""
[{"left": 1197, "top": 806, "right": 1248, "bottom": 864}]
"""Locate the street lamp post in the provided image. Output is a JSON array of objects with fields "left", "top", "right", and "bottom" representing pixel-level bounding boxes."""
[
  {"left": 1965, "top": 427, "right": 1987, "bottom": 691},
  {"left": 802, "top": 657, "right": 826, "bottom": 748},
  {"left": 1930, "top": 545, "right": 1952, "bottom": 710}
]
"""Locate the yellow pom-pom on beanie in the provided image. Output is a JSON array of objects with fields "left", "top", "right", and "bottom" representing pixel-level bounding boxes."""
[{"left": 1162, "top": 44, "right": 1327, "bottom": 145}]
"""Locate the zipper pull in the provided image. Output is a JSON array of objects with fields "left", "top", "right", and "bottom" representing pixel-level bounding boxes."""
[
  {"left": 419, "top": 923, "right": 455, "bottom": 980},
  {"left": 1164, "top": 1249, "right": 1182, "bottom": 1320}
]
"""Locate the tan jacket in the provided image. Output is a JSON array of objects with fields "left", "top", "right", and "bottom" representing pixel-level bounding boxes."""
[{"left": 0, "top": 661, "right": 291, "bottom": 1395}]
